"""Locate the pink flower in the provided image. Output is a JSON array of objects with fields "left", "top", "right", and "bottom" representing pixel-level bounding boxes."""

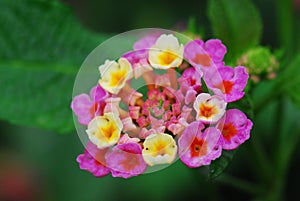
[
  {"left": 184, "top": 40, "right": 210, "bottom": 68},
  {"left": 178, "top": 67, "right": 202, "bottom": 93},
  {"left": 178, "top": 121, "right": 223, "bottom": 168},
  {"left": 76, "top": 142, "right": 110, "bottom": 177},
  {"left": 204, "top": 39, "right": 227, "bottom": 64},
  {"left": 122, "top": 35, "right": 158, "bottom": 78},
  {"left": 133, "top": 34, "right": 159, "bottom": 51},
  {"left": 217, "top": 109, "right": 253, "bottom": 150},
  {"left": 184, "top": 39, "right": 226, "bottom": 69},
  {"left": 193, "top": 93, "right": 227, "bottom": 124},
  {"left": 72, "top": 33, "right": 253, "bottom": 178},
  {"left": 178, "top": 67, "right": 203, "bottom": 104},
  {"left": 122, "top": 50, "right": 152, "bottom": 79},
  {"left": 205, "top": 66, "right": 249, "bottom": 102},
  {"left": 106, "top": 142, "right": 147, "bottom": 178},
  {"left": 71, "top": 85, "right": 108, "bottom": 125},
  {"left": 118, "top": 134, "right": 140, "bottom": 144}
]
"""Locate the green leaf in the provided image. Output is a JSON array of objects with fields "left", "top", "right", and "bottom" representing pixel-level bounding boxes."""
[
  {"left": 208, "top": 95, "right": 253, "bottom": 180},
  {"left": 281, "top": 53, "right": 300, "bottom": 109},
  {"left": 0, "top": 0, "right": 109, "bottom": 133},
  {"left": 209, "top": 150, "right": 236, "bottom": 180},
  {"left": 207, "top": 0, "right": 262, "bottom": 59},
  {"left": 228, "top": 94, "right": 254, "bottom": 119},
  {"left": 187, "top": 17, "right": 197, "bottom": 34}
]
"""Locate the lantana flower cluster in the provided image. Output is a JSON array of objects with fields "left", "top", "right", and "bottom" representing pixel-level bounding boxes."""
[{"left": 71, "top": 33, "right": 253, "bottom": 178}]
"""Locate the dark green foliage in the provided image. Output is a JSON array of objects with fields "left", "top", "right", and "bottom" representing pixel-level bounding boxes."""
[
  {"left": 208, "top": 0, "right": 262, "bottom": 59},
  {"left": 0, "top": 0, "right": 109, "bottom": 133}
]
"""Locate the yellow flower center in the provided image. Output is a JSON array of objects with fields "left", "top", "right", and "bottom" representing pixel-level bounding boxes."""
[
  {"left": 98, "top": 121, "right": 118, "bottom": 140},
  {"left": 142, "top": 133, "right": 177, "bottom": 166},
  {"left": 158, "top": 50, "right": 178, "bottom": 66},
  {"left": 199, "top": 104, "right": 219, "bottom": 119},
  {"left": 109, "top": 69, "right": 127, "bottom": 87},
  {"left": 86, "top": 113, "right": 122, "bottom": 149}
]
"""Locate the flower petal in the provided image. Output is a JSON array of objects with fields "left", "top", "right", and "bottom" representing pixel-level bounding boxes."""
[
  {"left": 86, "top": 113, "right": 123, "bottom": 149},
  {"left": 71, "top": 94, "right": 94, "bottom": 125},
  {"left": 184, "top": 40, "right": 212, "bottom": 68},
  {"left": 98, "top": 58, "right": 133, "bottom": 94},
  {"left": 218, "top": 109, "right": 253, "bottom": 150},
  {"left": 76, "top": 141, "right": 110, "bottom": 177},
  {"left": 148, "top": 34, "right": 184, "bottom": 69},
  {"left": 206, "top": 66, "right": 249, "bottom": 102},
  {"left": 204, "top": 39, "right": 227, "bottom": 63},
  {"left": 106, "top": 142, "right": 147, "bottom": 178},
  {"left": 178, "top": 121, "right": 222, "bottom": 168},
  {"left": 142, "top": 133, "right": 177, "bottom": 166},
  {"left": 193, "top": 93, "right": 227, "bottom": 124}
]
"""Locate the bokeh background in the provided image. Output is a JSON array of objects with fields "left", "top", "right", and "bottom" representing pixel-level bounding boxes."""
[{"left": 1, "top": 0, "right": 300, "bottom": 201}]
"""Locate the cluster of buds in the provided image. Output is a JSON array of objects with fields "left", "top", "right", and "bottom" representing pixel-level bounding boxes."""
[
  {"left": 71, "top": 33, "right": 253, "bottom": 178},
  {"left": 237, "top": 47, "right": 279, "bottom": 83}
]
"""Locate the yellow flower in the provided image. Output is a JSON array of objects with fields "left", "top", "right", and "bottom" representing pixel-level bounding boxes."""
[
  {"left": 98, "top": 58, "right": 133, "bottom": 94},
  {"left": 86, "top": 113, "right": 123, "bottom": 149},
  {"left": 142, "top": 133, "right": 177, "bottom": 166},
  {"left": 148, "top": 34, "right": 184, "bottom": 69}
]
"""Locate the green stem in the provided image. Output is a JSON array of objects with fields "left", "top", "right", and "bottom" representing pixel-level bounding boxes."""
[
  {"left": 277, "top": 0, "right": 294, "bottom": 61},
  {"left": 253, "top": 80, "right": 282, "bottom": 115},
  {"left": 249, "top": 138, "right": 273, "bottom": 186},
  {"left": 263, "top": 98, "right": 300, "bottom": 201},
  {"left": 273, "top": 96, "right": 284, "bottom": 160},
  {"left": 217, "top": 174, "right": 262, "bottom": 196}
]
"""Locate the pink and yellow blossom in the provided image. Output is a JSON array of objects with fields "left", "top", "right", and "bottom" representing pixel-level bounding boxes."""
[
  {"left": 73, "top": 33, "right": 253, "bottom": 179},
  {"left": 217, "top": 109, "right": 253, "bottom": 150},
  {"left": 178, "top": 121, "right": 223, "bottom": 168},
  {"left": 148, "top": 34, "right": 184, "bottom": 69},
  {"left": 86, "top": 113, "right": 123, "bottom": 149},
  {"left": 193, "top": 93, "right": 227, "bottom": 124},
  {"left": 142, "top": 133, "right": 178, "bottom": 166},
  {"left": 71, "top": 85, "right": 108, "bottom": 125},
  {"left": 98, "top": 58, "right": 133, "bottom": 94},
  {"left": 205, "top": 66, "right": 249, "bottom": 102},
  {"left": 76, "top": 141, "right": 110, "bottom": 177},
  {"left": 106, "top": 142, "right": 147, "bottom": 178}
]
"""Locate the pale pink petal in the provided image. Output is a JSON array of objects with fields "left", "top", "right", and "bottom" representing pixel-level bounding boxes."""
[
  {"left": 179, "top": 121, "right": 223, "bottom": 168},
  {"left": 129, "top": 106, "right": 140, "bottom": 119},
  {"left": 184, "top": 40, "right": 212, "bottom": 68},
  {"left": 122, "top": 117, "right": 137, "bottom": 132},
  {"left": 207, "top": 66, "right": 249, "bottom": 102},
  {"left": 185, "top": 89, "right": 197, "bottom": 105},
  {"left": 103, "top": 97, "right": 121, "bottom": 115},
  {"left": 71, "top": 94, "right": 93, "bottom": 125},
  {"left": 217, "top": 109, "right": 253, "bottom": 150},
  {"left": 106, "top": 143, "right": 147, "bottom": 178},
  {"left": 172, "top": 103, "right": 181, "bottom": 116},
  {"left": 148, "top": 115, "right": 164, "bottom": 129},
  {"left": 180, "top": 106, "right": 193, "bottom": 122},
  {"left": 90, "top": 85, "right": 108, "bottom": 103},
  {"left": 118, "top": 134, "right": 140, "bottom": 144},
  {"left": 167, "top": 118, "right": 188, "bottom": 135},
  {"left": 204, "top": 39, "right": 227, "bottom": 63},
  {"left": 122, "top": 50, "right": 153, "bottom": 79},
  {"left": 155, "top": 74, "right": 171, "bottom": 88},
  {"left": 193, "top": 93, "right": 227, "bottom": 124},
  {"left": 76, "top": 142, "right": 110, "bottom": 177},
  {"left": 133, "top": 35, "right": 159, "bottom": 51}
]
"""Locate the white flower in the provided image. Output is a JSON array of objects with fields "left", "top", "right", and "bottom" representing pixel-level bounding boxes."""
[
  {"left": 98, "top": 58, "right": 133, "bottom": 94},
  {"left": 193, "top": 93, "right": 227, "bottom": 124},
  {"left": 142, "top": 133, "right": 177, "bottom": 166},
  {"left": 86, "top": 113, "right": 123, "bottom": 149},
  {"left": 148, "top": 34, "right": 184, "bottom": 69}
]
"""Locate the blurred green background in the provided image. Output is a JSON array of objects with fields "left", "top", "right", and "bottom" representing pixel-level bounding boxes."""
[{"left": 1, "top": 0, "right": 300, "bottom": 201}]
